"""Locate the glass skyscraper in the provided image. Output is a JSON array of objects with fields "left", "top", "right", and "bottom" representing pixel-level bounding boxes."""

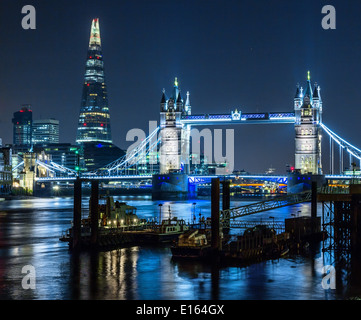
[
  {"left": 76, "top": 18, "right": 112, "bottom": 144},
  {"left": 32, "top": 118, "right": 60, "bottom": 144},
  {"left": 12, "top": 105, "right": 33, "bottom": 147}
]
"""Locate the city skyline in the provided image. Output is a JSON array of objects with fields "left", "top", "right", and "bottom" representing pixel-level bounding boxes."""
[{"left": 1, "top": 0, "right": 361, "bottom": 173}]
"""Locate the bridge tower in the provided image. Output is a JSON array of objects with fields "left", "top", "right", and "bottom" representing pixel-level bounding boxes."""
[
  {"left": 153, "top": 78, "right": 192, "bottom": 199},
  {"left": 159, "top": 78, "right": 191, "bottom": 174},
  {"left": 294, "top": 72, "right": 323, "bottom": 175}
]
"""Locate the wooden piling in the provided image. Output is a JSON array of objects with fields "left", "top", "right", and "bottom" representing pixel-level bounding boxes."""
[
  {"left": 90, "top": 180, "right": 99, "bottom": 247},
  {"left": 222, "top": 180, "right": 230, "bottom": 211},
  {"left": 211, "top": 178, "right": 221, "bottom": 251},
  {"left": 311, "top": 181, "right": 317, "bottom": 219},
  {"left": 73, "top": 177, "right": 82, "bottom": 250}
]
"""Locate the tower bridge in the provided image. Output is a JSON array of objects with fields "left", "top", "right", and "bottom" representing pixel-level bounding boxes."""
[
  {"left": 24, "top": 73, "right": 361, "bottom": 198},
  {"left": 8, "top": 19, "right": 361, "bottom": 200}
]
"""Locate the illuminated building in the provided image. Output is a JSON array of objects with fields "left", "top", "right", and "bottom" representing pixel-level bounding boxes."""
[
  {"left": 159, "top": 78, "right": 191, "bottom": 174},
  {"left": 12, "top": 105, "right": 33, "bottom": 147},
  {"left": 294, "top": 71, "right": 322, "bottom": 174},
  {"left": 0, "top": 141, "right": 12, "bottom": 195},
  {"left": 37, "top": 143, "right": 84, "bottom": 172},
  {"left": 76, "top": 18, "right": 112, "bottom": 144},
  {"left": 82, "top": 142, "right": 125, "bottom": 172},
  {"left": 74, "top": 19, "right": 125, "bottom": 170},
  {"left": 32, "top": 118, "right": 59, "bottom": 144}
]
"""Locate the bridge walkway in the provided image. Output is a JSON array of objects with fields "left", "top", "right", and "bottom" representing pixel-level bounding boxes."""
[{"left": 220, "top": 191, "right": 312, "bottom": 227}]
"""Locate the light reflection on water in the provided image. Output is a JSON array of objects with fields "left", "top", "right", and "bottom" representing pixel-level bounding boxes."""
[{"left": 0, "top": 195, "right": 343, "bottom": 300}]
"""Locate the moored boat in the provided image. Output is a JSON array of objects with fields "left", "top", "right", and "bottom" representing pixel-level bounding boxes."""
[
  {"left": 135, "top": 217, "right": 189, "bottom": 243},
  {"left": 59, "top": 196, "right": 144, "bottom": 247},
  {"left": 171, "top": 229, "right": 212, "bottom": 259},
  {"left": 60, "top": 197, "right": 191, "bottom": 248}
]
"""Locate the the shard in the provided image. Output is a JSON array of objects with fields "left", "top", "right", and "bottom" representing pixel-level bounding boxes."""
[{"left": 76, "top": 18, "right": 112, "bottom": 144}]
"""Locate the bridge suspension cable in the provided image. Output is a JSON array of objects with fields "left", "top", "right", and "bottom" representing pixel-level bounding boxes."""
[
  {"left": 12, "top": 161, "right": 24, "bottom": 172},
  {"left": 86, "top": 126, "right": 161, "bottom": 175},
  {"left": 320, "top": 123, "right": 361, "bottom": 164},
  {"left": 36, "top": 160, "right": 77, "bottom": 175}
]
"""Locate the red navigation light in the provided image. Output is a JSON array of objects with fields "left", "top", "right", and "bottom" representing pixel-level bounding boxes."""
[
  {"left": 83, "top": 123, "right": 87, "bottom": 126},
  {"left": 100, "top": 123, "right": 104, "bottom": 127},
  {"left": 87, "top": 83, "right": 90, "bottom": 86},
  {"left": 290, "top": 166, "right": 295, "bottom": 171},
  {"left": 89, "top": 56, "right": 92, "bottom": 59}
]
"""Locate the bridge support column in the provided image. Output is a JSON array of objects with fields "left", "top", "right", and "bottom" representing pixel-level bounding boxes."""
[
  {"left": 90, "top": 180, "right": 99, "bottom": 247},
  {"left": 72, "top": 177, "right": 82, "bottom": 251},
  {"left": 211, "top": 178, "right": 221, "bottom": 251},
  {"left": 152, "top": 173, "right": 189, "bottom": 200},
  {"left": 221, "top": 180, "right": 231, "bottom": 234},
  {"left": 287, "top": 173, "right": 325, "bottom": 194}
]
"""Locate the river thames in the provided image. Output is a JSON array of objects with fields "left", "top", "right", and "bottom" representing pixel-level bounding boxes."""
[{"left": 0, "top": 195, "right": 344, "bottom": 300}]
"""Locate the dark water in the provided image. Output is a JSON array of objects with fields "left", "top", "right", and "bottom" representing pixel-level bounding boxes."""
[{"left": 0, "top": 196, "right": 342, "bottom": 300}]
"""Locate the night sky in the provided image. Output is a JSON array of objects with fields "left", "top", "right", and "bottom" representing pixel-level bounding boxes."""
[{"left": 1, "top": 0, "right": 361, "bottom": 174}]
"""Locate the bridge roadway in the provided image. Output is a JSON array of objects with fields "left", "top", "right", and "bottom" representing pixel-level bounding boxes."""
[
  {"left": 35, "top": 173, "right": 359, "bottom": 183},
  {"left": 180, "top": 112, "right": 296, "bottom": 125}
]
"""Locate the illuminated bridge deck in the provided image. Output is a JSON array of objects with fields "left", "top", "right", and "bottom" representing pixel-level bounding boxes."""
[
  {"left": 180, "top": 112, "right": 296, "bottom": 125},
  {"left": 35, "top": 173, "right": 358, "bottom": 183}
]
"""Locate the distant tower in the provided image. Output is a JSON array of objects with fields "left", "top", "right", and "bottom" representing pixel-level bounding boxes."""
[
  {"left": 76, "top": 18, "right": 112, "bottom": 144},
  {"left": 294, "top": 71, "right": 323, "bottom": 174},
  {"left": 12, "top": 105, "right": 33, "bottom": 147},
  {"left": 159, "top": 78, "right": 190, "bottom": 174}
]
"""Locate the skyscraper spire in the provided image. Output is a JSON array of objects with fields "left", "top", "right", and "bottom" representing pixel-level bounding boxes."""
[
  {"left": 76, "top": 18, "right": 112, "bottom": 144},
  {"left": 89, "top": 18, "right": 101, "bottom": 47}
]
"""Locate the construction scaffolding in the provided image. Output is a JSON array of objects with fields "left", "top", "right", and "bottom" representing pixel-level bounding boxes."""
[{"left": 319, "top": 185, "right": 361, "bottom": 296}]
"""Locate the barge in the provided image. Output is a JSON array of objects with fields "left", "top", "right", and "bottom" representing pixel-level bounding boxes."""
[
  {"left": 60, "top": 196, "right": 190, "bottom": 249},
  {"left": 171, "top": 229, "right": 213, "bottom": 259},
  {"left": 130, "top": 217, "right": 189, "bottom": 243}
]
